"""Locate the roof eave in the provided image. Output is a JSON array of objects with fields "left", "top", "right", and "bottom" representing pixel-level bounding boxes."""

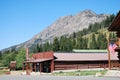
[{"left": 108, "top": 10, "right": 120, "bottom": 31}]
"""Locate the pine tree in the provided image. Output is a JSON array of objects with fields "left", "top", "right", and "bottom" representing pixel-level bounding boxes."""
[
  {"left": 15, "top": 48, "right": 26, "bottom": 69},
  {"left": 65, "top": 37, "right": 73, "bottom": 52},
  {"left": 53, "top": 37, "right": 59, "bottom": 51},
  {"left": 89, "top": 34, "right": 97, "bottom": 49},
  {"left": 97, "top": 33, "right": 103, "bottom": 49},
  {"left": 75, "top": 36, "right": 83, "bottom": 49},
  {"left": 97, "top": 33, "right": 107, "bottom": 49},
  {"left": 59, "top": 36, "right": 65, "bottom": 51},
  {"left": 39, "top": 45, "right": 43, "bottom": 52},
  {"left": 43, "top": 42, "right": 51, "bottom": 51},
  {"left": 72, "top": 38, "right": 77, "bottom": 49},
  {"left": 82, "top": 38, "right": 88, "bottom": 49}
]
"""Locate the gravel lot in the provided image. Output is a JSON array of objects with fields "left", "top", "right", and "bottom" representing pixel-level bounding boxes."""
[{"left": 0, "top": 75, "right": 120, "bottom": 80}]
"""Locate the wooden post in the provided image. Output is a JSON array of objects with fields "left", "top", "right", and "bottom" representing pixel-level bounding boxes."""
[
  {"left": 40, "top": 63, "right": 42, "bottom": 74},
  {"left": 26, "top": 48, "right": 29, "bottom": 61},
  {"left": 108, "top": 41, "right": 111, "bottom": 70},
  {"left": 107, "top": 38, "right": 111, "bottom": 70},
  {"left": 22, "top": 63, "right": 24, "bottom": 71},
  {"left": 34, "top": 63, "right": 36, "bottom": 73},
  {"left": 26, "top": 63, "right": 30, "bottom": 75},
  {"left": 51, "top": 60, "right": 54, "bottom": 73},
  {"left": 26, "top": 63, "right": 28, "bottom": 74},
  {"left": 30, "top": 63, "right": 32, "bottom": 72}
]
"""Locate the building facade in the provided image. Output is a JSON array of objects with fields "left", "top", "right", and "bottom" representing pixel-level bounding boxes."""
[{"left": 23, "top": 51, "right": 119, "bottom": 74}]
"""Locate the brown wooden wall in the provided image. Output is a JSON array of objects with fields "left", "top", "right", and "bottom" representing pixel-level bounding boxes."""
[
  {"left": 111, "top": 61, "right": 120, "bottom": 68},
  {"left": 54, "top": 60, "right": 119, "bottom": 70},
  {"left": 32, "top": 51, "right": 53, "bottom": 59},
  {"left": 10, "top": 62, "right": 16, "bottom": 70}
]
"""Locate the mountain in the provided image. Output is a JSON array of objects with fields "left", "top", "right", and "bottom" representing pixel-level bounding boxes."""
[{"left": 1, "top": 10, "right": 110, "bottom": 52}]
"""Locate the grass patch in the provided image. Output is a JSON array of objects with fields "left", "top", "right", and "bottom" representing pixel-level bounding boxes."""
[
  {"left": 80, "top": 70, "right": 106, "bottom": 76},
  {"left": 0, "top": 70, "right": 10, "bottom": 75},
  {"left": 0, "top": 67, "right": 10, "bottom": 75},
  {"left": 53, "top": 70, "right": 107, "bottom": 76}
]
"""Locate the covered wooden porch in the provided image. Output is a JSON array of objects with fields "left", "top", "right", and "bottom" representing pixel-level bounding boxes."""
[
  {"left": 22, "top": 51, "right": 54, "bottom": 75},
  {"left": 108, "top": 10, "right": 120, "bottom": 69}
]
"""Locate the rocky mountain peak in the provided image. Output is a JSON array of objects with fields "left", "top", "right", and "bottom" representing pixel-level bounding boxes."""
[
  {"left": 0, "top": 10, "right": 110, "bottom": 52},
  {"left": 79, "top": 10, "right": 96, "bottom": 16}
]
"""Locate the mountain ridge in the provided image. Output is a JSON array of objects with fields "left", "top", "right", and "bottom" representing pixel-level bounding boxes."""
[{"left": 0, "top": 10, "right": 110, "bottom": 52}]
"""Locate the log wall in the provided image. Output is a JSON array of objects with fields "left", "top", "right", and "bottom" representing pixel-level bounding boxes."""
[{"left": 54, "top": 60, "right": 119, "bottom": 70}]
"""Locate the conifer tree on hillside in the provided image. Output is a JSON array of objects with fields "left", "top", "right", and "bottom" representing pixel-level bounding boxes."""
[
  {"left": 97, "top": 33, "right": 103, "bottom": 49},
  {"left": 72, "top": 38, "right": 77, "bottom": 49},
  {"left": 89, "top": 34, "right": 97, "bottom": 49},
  {"left": 82, "top": 38, "right": 88, "bottom": 49},
  {"left": 59, "top": 36, "right": 66, "bottom": 51},
  {"left": 44, "top": 42, "right": 53, "bottom": 51},
  {"left": 53, "top": 37, "right": 59, "bottom": 51},
  {"left": 75, "top": 36, "right": 84, "bottom": 49},
  {"left": 97, "top": 33, "right": 107, "bottom": 49},
  {"left": 101, "top": 34, "right": 107, "bottom": 49},
  {"left": 65, "top": 37, "right": 73, "bottom": 52}
]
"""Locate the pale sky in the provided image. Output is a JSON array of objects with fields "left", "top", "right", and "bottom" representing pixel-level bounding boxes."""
[{"left": 0, "top": 0, "right": 120, "bottom": 50}]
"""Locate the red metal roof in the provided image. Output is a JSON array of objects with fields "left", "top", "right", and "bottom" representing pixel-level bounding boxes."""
[{"left": 54, "top": 52, "right": 118, "bottom": 61}]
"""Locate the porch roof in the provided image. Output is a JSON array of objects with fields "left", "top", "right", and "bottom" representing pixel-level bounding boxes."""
[
  {"left": 25, "top": 58, "right": 53, "bottom": 63},
  {"left": 54, "top": 52, "right": 118, "bottom": 61},
  {"left": 108, "top": 11, "right": 120, "bottom": 31}
]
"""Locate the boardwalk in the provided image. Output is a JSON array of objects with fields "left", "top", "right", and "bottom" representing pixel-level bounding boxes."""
[{"left": 0, "top": 75, "right": 119, "bottom": 80}]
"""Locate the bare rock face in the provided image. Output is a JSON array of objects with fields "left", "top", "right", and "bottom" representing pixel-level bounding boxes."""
[
  {"left": 1, "top": 10, "right": 110, "bottom": 51},
  {"left": 25, "top": 10, "right": 109, "bottom": 46}
]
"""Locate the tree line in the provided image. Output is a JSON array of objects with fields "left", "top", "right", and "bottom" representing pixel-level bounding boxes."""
[
  {"left": 0, "top": 48, "right": 26, "bottom": 69},
  {"left": 33, "top": 32, "right": 116, "bottom": 53}
]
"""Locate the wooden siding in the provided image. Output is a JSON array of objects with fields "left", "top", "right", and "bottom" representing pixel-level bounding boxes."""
[
  {"left": 10, "top": 61, "right": 16, "bottom": 71},
  {"left": 32, "top": 51, "right": 53, "bottom": 59},
  {"left": 54, "top": 61, "right": 119, "bottom": 70}
]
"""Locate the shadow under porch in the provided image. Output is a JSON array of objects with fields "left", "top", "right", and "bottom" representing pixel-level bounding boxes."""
[{"left": 22, "top": 59, "right": 54, "bottom": 74}]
